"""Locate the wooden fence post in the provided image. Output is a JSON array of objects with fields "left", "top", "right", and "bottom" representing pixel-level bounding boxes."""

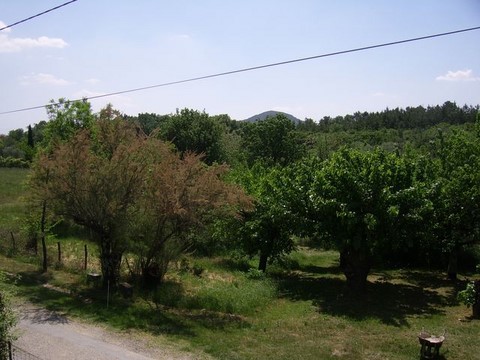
[
  {"left": 84, "top": 244, "right": 88, "bottom": 271},
  {"left": 57, "top": 242, "right": 62, "bottom": 264},
  {"left": 8, "top": 341, "right": 13, "bottom": 360}
]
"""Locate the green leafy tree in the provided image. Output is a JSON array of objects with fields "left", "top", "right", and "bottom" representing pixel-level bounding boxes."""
[
  {"left": 296, "top": 149, "right": 432, "bottom": 291},
  {"left": 27, "top": 99, "right": 95, "bottom": 272},
  {"left": 433, "top": 127, "right": 480, "bottom": 279},
  {"left": 42, "top": 98, "right": 95, "bottom": 150},
  {"left": 240, "top": 114, "right": 306, "bottom": 166},
  {"left": 160, "top": 108, "right": 227, "bottom": 165},
  {"left": 231, "top": 164, "right": 296, "bottom": 271},
  {"left": 125, "top": 112, "right": 169, "bottom": 135}
]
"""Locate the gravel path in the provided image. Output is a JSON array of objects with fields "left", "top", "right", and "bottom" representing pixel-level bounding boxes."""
[{"left": 13, "top": 304, "right": 210, "bottom": 360}]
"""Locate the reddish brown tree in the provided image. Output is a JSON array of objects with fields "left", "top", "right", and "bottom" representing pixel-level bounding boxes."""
[{"left": 31, "top": 114, "right": 250, "bottom": 288}]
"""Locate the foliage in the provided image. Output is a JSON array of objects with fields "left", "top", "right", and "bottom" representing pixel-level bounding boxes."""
[
  {"left": 31, "top": 105, "right": 250, "bottom": 288},
  {"left": 245, "top": 268, "right": 266, "bottom": 280},
  {"left": 160, "top": 108, "right": 227, "bottom": 165},
  {"left": 457, "top": 281, "right": 477, "bottom": 307},
  {"left": 229, "top": 164, "right": 297, "bottom": 271},
  {"left": 291, "top": 148, "right": 433, "bottom": 290},
  {"left": 0, "top": 156, "right": 29, "bottom": 168},
  {"left": 125, "top": 112, "right": 169, "bottom": 135},
  {"left": 31, "top": 116, "right": 149, "bottom": 286},
  {"left": 306, "top": 102, "right": 479, "bottom": 133},
  {"left": 42, "top": 98, "right": 95, "bottom": 150},
  {"left": 130, "top": 150, "right": 250, "bottom": 287},
  {"left": 240, "top": 114, "right": 306, "bottom": 166},
  {"left": 431, "top": 127, "right": 480, "bottom": 278},
  {"left": 0, "top": 272, "right": 16, "bottom": 359}
]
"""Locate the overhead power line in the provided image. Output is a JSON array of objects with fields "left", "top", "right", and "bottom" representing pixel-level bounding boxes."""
[
  {"left": 1, "top": 25, "right": 479, "bottom": 116},
  {"left": 0, "top": 0, "right": 78, "bottom": 32}
]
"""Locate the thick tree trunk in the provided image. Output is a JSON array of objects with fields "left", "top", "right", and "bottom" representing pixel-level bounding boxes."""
[
  {"left": 142, "top": 261, "right": 169, "bottom": 289},
  {"left": 473, "top": 303, "right": 480, "bottom": 320},
  {"left": 258, "top": 252, "right": 268, "bottom": 272},
  {"left": 447, "top": 248, "right": 458, "bottom": 281},
  {"left": 100, "top": 241, "right": 123, "bottom": 289},
  {"left": 339, "top": 246, "right": 371, "bottom": 292},
  {"left": 473, "top": 280, "right": 480, "bottom": 319}
]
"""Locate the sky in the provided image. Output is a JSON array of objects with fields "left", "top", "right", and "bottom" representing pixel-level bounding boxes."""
[{"left": 0, "top": 0, "right": 479, "bottom": 134}]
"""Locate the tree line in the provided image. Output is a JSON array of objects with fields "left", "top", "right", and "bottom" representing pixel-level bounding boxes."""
[{"left": 10, "top": 98, "right": 480, "bottom": 292}]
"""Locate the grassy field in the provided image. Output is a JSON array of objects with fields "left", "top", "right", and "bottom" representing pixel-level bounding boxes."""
[
  {"left": 0, "top": 168, "right": 28, "bottom": 230},
  {"left": 1, "top": 168, "right": 479, "bottom": 359}
]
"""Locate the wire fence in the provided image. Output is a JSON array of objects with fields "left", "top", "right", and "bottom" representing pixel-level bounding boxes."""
[{"left": 8, "top": 342, "right": 42, "bottom": 360}]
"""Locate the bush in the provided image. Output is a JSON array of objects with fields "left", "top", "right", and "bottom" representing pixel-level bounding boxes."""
[
  {"left": 458, "top": 281, "right": 477, "bottom": 307},
  {"left": 0, "top": 156, "right": 29, "bottom": 168},
  {"left": 0, "top": 272, "right": 16, "bottom": 358},
  {"left": 245, "top": 268, "right": 265, "bottom": 280}
]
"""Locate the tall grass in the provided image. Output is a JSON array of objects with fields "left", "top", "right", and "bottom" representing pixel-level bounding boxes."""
[
  {"left": 183, "top": 276, "right": 276, "bottom": 315},
  {"left": 0, "top": 168, "right": 29, "bottom": 254}
]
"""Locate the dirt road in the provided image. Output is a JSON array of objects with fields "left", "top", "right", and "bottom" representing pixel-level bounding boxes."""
[{"left": 13, "top": 304, "right": 209, "bottom": 360}]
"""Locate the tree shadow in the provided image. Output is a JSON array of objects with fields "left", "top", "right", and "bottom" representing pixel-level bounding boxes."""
[
  {"left": 295, "top": 264, "right": 343, "bottom": 276},
  {"left": 7, "top": 270, "right": 248, "bottom": 338},
  {"left": 277, "top": 272, "right": 449, "bottom": 327},
  {"left": 20, "top": 307, "right": 69, "bottom": 324},
  {"left": 399, "top": 270, "right": 469, "bottom": 305}
]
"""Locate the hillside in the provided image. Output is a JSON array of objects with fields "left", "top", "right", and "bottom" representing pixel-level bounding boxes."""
[{"left": 242, "top": 110, "right": 302, "bottom": 124}]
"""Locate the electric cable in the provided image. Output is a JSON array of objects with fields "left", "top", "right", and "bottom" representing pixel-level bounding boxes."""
[
  {"left": 1, "top": 25, "right": 479, "bottom": 116},
  {"left": 0, "top": 0, "right": 79, "bottom": 32}
]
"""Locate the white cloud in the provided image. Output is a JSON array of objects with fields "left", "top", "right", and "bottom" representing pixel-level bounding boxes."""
[
  {"left": 21, "top": 73, "right": 71, "bottom": 86},
  {"left": 0, "top": 20, "right": 68, "bottom": 53},
  {"left": 436, "top": 69, "right": 480, "bottom": 82}
]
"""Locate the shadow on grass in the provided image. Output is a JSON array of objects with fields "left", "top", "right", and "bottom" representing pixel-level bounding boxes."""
[
  {"left": 7, "top": 269, "right": 248, "bottom": 338},
  {"left": 277, "top": 272, "right": 449, "bottom": 327},
  {"left": 399, "top": 270, "right": 468, "bottom": 305},
  {"left": 295, "top": 264, "right": 343, "bottom": 276},
  {"left": 214, "top": 258, "right": 251, "bottom": 272}
]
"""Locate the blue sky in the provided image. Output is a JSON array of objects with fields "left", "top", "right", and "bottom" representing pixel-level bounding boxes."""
[{"left": 0, "top": 0, "right": 479, "bottom": 134}]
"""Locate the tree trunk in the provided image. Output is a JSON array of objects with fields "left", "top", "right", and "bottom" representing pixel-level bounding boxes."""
[
  {"left": 473, "top": 303, "right": 480, "bottom": 320},
  {"left": 141, "top": 257, "right": 170, "bottom": 290},
  {"left": 447, "top": 248, "right": 458, "bottom": 281},
  {"left": 100, "top": 241, "right": 123, "bottom": 289},
  {"left": 339, "top": 246, "right": 371, "bottom": 292},
  {"left": 258, "top": 252, "right": 268, "bottom": 272},
  {"left": 473, "top": 280, "right": 480, "bottom": 320}
]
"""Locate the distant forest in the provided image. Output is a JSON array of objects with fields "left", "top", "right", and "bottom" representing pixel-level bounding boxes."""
[{"left": 0, "top": 100, "right": 478, "bottom": 168}]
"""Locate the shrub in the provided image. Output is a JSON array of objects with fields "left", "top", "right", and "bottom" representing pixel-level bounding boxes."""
[
  {"left": 0, "top": 272, "right": 16, "bottom": 358},
  {"left": 458, "top": 281, "right": 477, "bottom": 307},
  {"left": 245, "top": 268, "right": 265, "bottom": 280},
  {"left": 0, "top": 156, "right": 29, "bottom": 168}
]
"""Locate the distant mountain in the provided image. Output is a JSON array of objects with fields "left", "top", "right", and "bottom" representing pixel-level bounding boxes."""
[{"left": 242, "top": 110, "right": 302, "bottom": 124}]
